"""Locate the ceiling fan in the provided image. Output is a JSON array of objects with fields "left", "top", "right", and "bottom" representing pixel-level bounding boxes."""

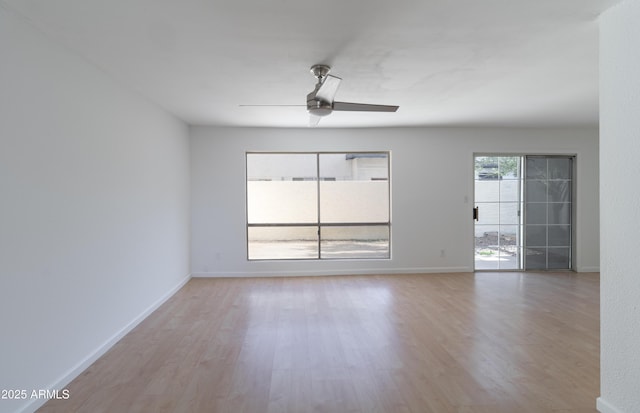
[
  {"left": 305, "top": 64, "right": 399, "bottom": 126},
  {"left": 242, "top": 64, "right": 399, "bottom": 126}
]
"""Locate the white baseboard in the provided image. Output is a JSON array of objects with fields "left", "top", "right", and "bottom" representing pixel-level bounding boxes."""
[
  {"left": 191, "top": 267, "right": 473, "bottom": 278},
  {"left": 597, "top": 397, "right": 625, "bottom": 413},
  {"left": 17, "top": 273, "right": 191, "bottom": 413}
]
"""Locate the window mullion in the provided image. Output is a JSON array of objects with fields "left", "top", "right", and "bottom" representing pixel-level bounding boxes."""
[{"left": 316, "top": 152, "right": 321, "bottom": 259}]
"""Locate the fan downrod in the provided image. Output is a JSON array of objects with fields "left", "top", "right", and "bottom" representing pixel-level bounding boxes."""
[{"left": 310, "top": 64, "right": 331, "bottom": 80}]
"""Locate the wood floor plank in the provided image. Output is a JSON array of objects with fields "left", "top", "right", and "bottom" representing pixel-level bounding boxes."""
[{"left": 37, "top": 272, "right": 600, "bottom": 413}]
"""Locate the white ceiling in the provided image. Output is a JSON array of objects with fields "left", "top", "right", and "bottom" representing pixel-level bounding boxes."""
[{"left": 3, "top": 0, "right": 619, "bottom": 128}]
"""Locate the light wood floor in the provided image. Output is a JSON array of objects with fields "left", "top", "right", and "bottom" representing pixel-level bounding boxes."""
[{"left": 38, "top": 272, "right": 600, "bottom": 413}]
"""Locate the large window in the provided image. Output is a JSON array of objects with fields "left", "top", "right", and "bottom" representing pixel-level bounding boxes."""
[{"left": 246, "top": 152, "right": 390, "bottom": 260}]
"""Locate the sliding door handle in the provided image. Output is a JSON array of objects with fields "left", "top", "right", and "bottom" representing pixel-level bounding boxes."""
[{"left": 473, "top": 206, "right": 479, "bottom": 221}]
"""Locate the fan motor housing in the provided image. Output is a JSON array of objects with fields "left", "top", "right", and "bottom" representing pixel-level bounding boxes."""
[{"left": 307, "top": 99, "right": 332, "bottom": 116}]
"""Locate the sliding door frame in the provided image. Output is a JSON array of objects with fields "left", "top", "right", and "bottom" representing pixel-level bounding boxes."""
[{"left": 473, "top": 153, "right": 577, "bottom": 272}]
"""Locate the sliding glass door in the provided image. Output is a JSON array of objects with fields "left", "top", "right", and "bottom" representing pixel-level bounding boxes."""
[{"left": 474, "top": 155, "right": 574, "bottom": 271}]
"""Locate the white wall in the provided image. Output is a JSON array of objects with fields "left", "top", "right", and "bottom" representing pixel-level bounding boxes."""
[
  {"left": 190, "top": 126, "right": 599, "bottom": 277},
  {"left": 0, "top": 7, "right": 190, "bottom": 413},
  {"left": 247, "top": 181, "right": 389, "bottom": 224},
  {"left": 598, "top": 1, "right": 640, "bottom": 412}
]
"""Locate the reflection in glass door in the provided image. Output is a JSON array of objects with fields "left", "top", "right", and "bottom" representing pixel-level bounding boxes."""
[
  {"left": 474, "top": 155, "right": 574, "bottom": 271},
  {"left": 474, "top": 156, "right": 523, "bottom": 270}
]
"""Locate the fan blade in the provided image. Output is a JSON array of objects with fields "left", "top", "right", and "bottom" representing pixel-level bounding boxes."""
[
  {"left": 333, "top": 102, "right": 399, "bottom": 112},
  {"left": 239, "top": 104, "right": 305, "bottom": 107},
  {"left": 315, "top": 75, "right": 342, "bottom": 102},
  {"left": 309, "top": 114, "right": 322, "bottom": 127}
]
